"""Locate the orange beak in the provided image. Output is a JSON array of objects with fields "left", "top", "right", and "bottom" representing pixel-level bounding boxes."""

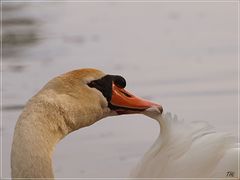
[{"left": 110, "top": 84, "right": 163, "bottom": 114}]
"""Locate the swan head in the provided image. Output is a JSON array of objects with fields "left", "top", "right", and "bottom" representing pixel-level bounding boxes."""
[
  {"left": 42, "top": 68, "right": 162, "bottom": 129},
  {"left": 84, "top": 69, "right": 162, "bottom": 116}
]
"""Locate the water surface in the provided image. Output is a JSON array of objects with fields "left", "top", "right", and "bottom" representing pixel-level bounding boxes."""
[{"left": 2, "top": 2, "right": 238, "bottom": 178}]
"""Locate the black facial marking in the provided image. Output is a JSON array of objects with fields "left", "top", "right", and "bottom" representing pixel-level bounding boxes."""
[
  {"left": 88, "top": 75, "right": 113, "bottom": 101},
  {"left": 88, "top": 74, "right": 127, "bottom": 101}
]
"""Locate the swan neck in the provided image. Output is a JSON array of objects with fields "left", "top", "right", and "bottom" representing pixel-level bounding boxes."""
[{"left": 11, "top": 99, "right": 67, "bottom": 179}]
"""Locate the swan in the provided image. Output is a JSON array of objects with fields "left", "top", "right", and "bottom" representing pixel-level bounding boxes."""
[
  {"left": 11, "top": 68, "right": 239, "bottom": 179},
  {"left": 11, "top": 68, "right": 162, "bottom": 179},
  {"left": 130, "top": 110, "right": 239, "bottom": 178}
]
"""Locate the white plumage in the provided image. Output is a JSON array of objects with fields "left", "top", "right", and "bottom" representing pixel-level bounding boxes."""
[{"left": 131, "top": 112, "right": 239, "bottom": 178}]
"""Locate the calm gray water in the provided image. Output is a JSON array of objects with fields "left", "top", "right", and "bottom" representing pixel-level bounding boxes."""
[{"left": 2, "top": 2, "right": 238, "bottom": 178}]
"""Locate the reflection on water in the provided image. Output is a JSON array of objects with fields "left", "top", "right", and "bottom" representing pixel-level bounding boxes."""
[
  {"left": 2, "top": 3, "right": 39, "bottom": 58},
  {"left": 2, "top": 104, "right": 24, "bottom": 111}
]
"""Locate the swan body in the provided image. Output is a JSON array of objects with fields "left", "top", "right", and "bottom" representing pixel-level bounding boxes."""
[
  {"left": 11, "top": 68, "right": 162, "bottom": 179},
  {"left": 131, "top": 112, "right": 239, "bottom": 178}
]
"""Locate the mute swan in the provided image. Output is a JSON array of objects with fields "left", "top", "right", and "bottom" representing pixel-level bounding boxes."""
[
  {"left": 11, "top": 68, "right": 162, "bottom": 179},
  {"left": 131, "top": 109, "right": 239, "bottom": 178},
  {"left": 11, "top": 68, "right": 239, "bottom": 179}
]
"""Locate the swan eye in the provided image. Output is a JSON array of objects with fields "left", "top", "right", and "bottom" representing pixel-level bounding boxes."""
[
  {"left": 113, "top": 76, "right": 126, "bottom": 88},
  {"left": 87, "top": 81, "right": 97, "bottom": 88}
]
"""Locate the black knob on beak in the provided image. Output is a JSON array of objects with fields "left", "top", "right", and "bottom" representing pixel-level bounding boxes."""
[{"left": 113, "top": 75, "right": 126, "bottom": 88}]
